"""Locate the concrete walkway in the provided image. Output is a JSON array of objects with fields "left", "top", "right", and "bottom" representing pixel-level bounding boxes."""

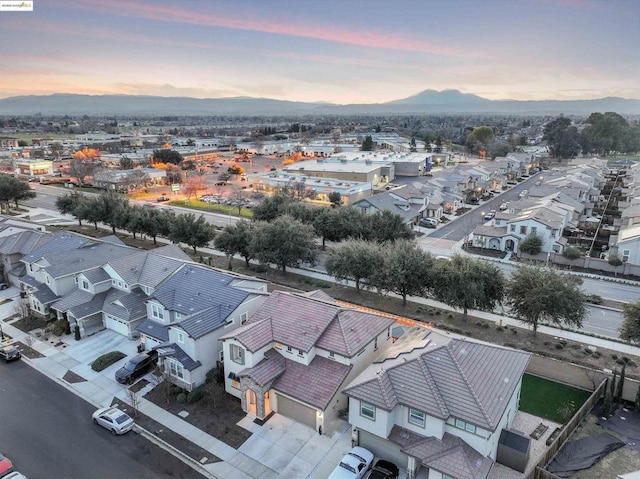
[{"left": 0, "top": 287, "right": 353, "bottom": 479}]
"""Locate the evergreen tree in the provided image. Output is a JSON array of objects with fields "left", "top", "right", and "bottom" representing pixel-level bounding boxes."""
[{"left": 616, "top": 363, "right": 626, "bottom": 404}]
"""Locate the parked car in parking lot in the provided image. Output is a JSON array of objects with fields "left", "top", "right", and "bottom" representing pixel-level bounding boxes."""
[
  {"left": 328, "top": 446, "right": 374, "bottom": 479},
  {"left": 0, "top": 344, "right": 21, "bottom": 362},
  {"left": 92, "top": 406, "right": 134, "bottom": 435},
  {"left": 114, "top": 350, "right": 158, "bottom": 384},
  {"left": 0, "top": 453, "right": 13, "bottom": 477},
  {"left": 364, "top": 459, "right": 399, "bottom": 479}
]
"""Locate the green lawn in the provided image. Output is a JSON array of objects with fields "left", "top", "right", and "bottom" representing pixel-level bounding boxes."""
[
  {"left": 171, "top": 199, "right": 253, "bottom": 218},
  {"left": 519, "top": 374, "right": 591, "bottom": 423}
]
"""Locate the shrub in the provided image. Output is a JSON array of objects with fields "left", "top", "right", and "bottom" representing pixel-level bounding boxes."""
[
  {"left": 206, "top": 368, "right": 224, "bottom": 385},
  {"left": 594, "top": 351, "right": 602, "bottom": 358},
  {"left": 187, "top": 386, "right": 205, "bottom": 403},
  {"left": 496, "top": 326, "right": 505, "bottom": 332},
  {"left": 612, "top": 354, "right": 618, "bottom": 360},
  {"left": 74, "top": 325, "right": 81, "bottom": 341},
  {"left": 622, "top": 357, "right": 630, "bottom": 364},
  {"left": 50, "top": 319, "right": 68, "bottom": 336},
  {"left": 171, "top": 385, "right": 183, "bottom": 395},
  {"left": 475, "top": 321, "right": 483, "bottom": 327},
  {"left": 176, "top": 392, "right": 187, "bottom": 404},
  {"left": 555, "top": 343, "right": 564, "bottom": 350},
  {"left": 586, "top": 294, "right": 603, "bottom": 305},
  {"left": 434, "top": 310, "right": 441, "bottom": 316},
  {"left": 571, "top": 344, "right": 581, "bottom": 350},
  {"left": 447, "top": 313, "right": 454, "bottom": 319},
  {"left": 544, "top": 341, "right": 551, "bottom": 346},
  {"left": 92, "top": 351, "right": 126, "bottom": 372},
  {"left": 616, "top": 359, "right": 625, "bottom": 365},
  {"left": 252, "top": 264, "right": 269, "bottom": 273},
  {"left": 482, "top": 323, "right": 490, "bottom": 329},
  {"left": 583, "top": 348, "right": 593, "bottom": 355},
  {"left": 511, "top": 329, "right": 518, "bottom": 335}
]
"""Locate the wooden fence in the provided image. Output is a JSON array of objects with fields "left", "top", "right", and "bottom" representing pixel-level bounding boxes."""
[{"left": 525, "top": 377, "right": 608, "bottom": 479}]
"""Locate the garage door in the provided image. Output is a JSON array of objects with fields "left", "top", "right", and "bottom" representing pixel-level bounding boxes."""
[
  {"left": 105, "top": 315, "right": 129, "bottom": 337},
  {"left": 359, "top": 429, "right": 407, "bottom": 468},
  {"left": 276, "top": 393, "right": 316, "bottom": 430}
]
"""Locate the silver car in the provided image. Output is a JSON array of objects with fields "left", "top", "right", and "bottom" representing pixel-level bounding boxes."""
[{"left": 92, "top": 407, "right": 134, "bottom": 435}]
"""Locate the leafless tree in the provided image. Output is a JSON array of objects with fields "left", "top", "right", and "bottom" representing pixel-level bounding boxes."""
[
  {"left": 123, "top": 169, "right": 150, "bottom": 192},
  {"left": 126, "top": 388, "right": 140, "bottom": 417},
  {"left": 69, "top": 159, "right": 100, "bottom": 186}
]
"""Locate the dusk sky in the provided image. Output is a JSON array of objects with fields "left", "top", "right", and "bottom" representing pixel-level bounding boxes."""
[{"left": 1, "top": 0, "right": 638, "bottom": 103}]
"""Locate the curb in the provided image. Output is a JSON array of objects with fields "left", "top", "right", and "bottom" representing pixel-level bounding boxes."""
[{"left": 134, "top": 425, "right": 219, "bottom": 479}]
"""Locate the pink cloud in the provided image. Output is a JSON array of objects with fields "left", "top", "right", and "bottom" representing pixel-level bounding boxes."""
[{"left": 66, "top": 0, "right": 468, "bottom": 56}]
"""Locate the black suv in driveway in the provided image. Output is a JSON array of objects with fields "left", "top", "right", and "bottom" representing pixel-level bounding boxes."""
[{"left": 115, "top": 350, "right": 158, "bottom": 384}]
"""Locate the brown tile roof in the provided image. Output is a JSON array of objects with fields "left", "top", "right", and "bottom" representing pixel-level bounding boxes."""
[
  {"left": 238, "top": 349, "right": 285, "bottom": 387},
  {"left": 344, "top": 327, "right": 530, "bottom": 431},
  {"left": 221, "top": 291, "right": 394, "bottom": 357},
  {"left": 393, "top": 427, "right": 493, "bottom": 479}
]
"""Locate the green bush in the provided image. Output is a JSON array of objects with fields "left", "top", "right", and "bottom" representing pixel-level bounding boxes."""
[
  {"left": 91, "top": 351, "right": 126, "bottom": 372},
  {"left": 583, "top": 348, "right": 593, "bottom": 355},
  {"left": 555, "top": 343, "right": 564, "bottom": 350},
  {"left": 74, "top": 325, "right": 81, "bottom": 341},
  {"left": 616, "top": 359, "right": 625, "bottom": 365},
  {"left": 176, "top": 392, "right": 187, "bottom": 403},
  {"left": 171, "top": 385, "right": 183, "bottom": 395},
  {"left": 50, "top": 319, "right": 68, "bottom": 336},
  {"left": 187, "top": 386, "right": 205, "bottom": 403},
  {"left": 586, "top": 294, "right": 603, "bottom": 305},
  {"left": 496, "top": 326, "right": 505, "bottom": 332}
]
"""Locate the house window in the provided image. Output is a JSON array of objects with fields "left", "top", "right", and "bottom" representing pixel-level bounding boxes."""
[
  {"left": 329, "top": 351, "right": 335, "bottom": 359},
  {"left": 531, "top": 227, "right": 537, "bottom": 235},
  {"left": 519, "top": 225, "right": 527, "bottom": 235},
  {"left": 286, "top": 346, "right": 292, "bottom": 353},
  {"left": 297, "top": 349, "right": 304, "bottom": 357},
  {"left": 151, "top": 304, "right": 164, "bottom": 320},
  {"left": 230, "top": 344, "right": 245, "bottom": 365},
  {"left": 455, "top": 418, "right": 476, "bottom": 433},
  {"left": 623, "top": 250, "right": 630, "bottom": 262},
  {"left": 81, "top": 280, "right": 89, "bottom": 290},
  {"left": 169, "top": 360, "right": 184, "bottom": 379},
  {"left": 409, "top": 408, "right": 426, "bottom": 428},
  {"left": 28, "top": 264, "right": 33, "bottom": 273},
  {"left": 510, "top": 225, "right": 516, "bottom": 232},
  {"left": 374, "top": 337, "right": 378, "bottom": 350},
  {"left": 240, "top": 312, "right": 248, "bottom": 325},
  {"left": 387, "top": 327, "right": 391, "bottom": 339},
  {"left": 175, "top": 312, "right": 181, "bottom": 320},
  {"left": 219, "top": 350, "right": 224, "bottom": 362},
  {"left": 225, "top": 317, "right": 234, "bottom": 327},
  {"left": 360, "top": 401, "right": 376, "bottom": 420},
  {"left": 117, "top": 281, "right": 122, "bottom": 287},
  {"left": 46, "top": 275, "right": 50, "bottom": 285},
  {"left": 177, "top": 331, "right": 185, "bottom": 344}
]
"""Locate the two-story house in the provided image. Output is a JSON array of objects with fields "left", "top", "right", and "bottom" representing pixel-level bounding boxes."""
[
  {"left": 352, "top": 185, "right": 429, "bottom": 225},
  {"left": 219, "top": 290, "right": 396, "bottom": 435},
  {"left": 344, "top": 327, "right": 531, "bottom": 479},
  {"left": 137, "top": 264, "right": 268, "bottom": 391}
]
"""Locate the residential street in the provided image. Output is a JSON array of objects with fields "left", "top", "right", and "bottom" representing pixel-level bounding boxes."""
[{"left": 0, "top": 360, "right": 206, "bottom": 479}]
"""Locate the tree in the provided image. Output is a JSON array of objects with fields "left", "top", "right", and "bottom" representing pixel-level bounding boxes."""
[
  {"left": 519, "top": 233, "right": 543, "bottom": 255},
  {"left": 228, "top": 186, "right": 247, "bottom": 215},
  {"left": 465, "top": 126, "right": 494, "bottom": 154},
  {"left": 409, "top": 137, "right": 417, "bottom": 152},
  {"left": 608, "top": 254, "right": 623, "bottom": 276},
  {"left": 620, "top": 301, "right": 640, "bottom": 344},
  {"left": 372, "top": 239, "right": 433, "bottom": 306},
  {"left": 0, "top": 175, "right": 35, "bottom": 211},
  {"left": 252, "top": 193, "right": 294, "bottom": 221},
  {"left": 228, "top": 164, "right": 245, "bottom": 177},
  {"left": 250, "top": 215, "right": 317, "bottom": 273},
  {"left": 55, "top": 192, "right": 87, "bottom": 225},
  {"left": 616, "top": 362, "right": 626, "bottom": 404},
  {"left": 543, "top": 117, "right": 581, "bottom": 159},
  {"left": 96, "top": 191, "right": 130, "bottom": 234},
  {"left": 119, "top": 156, "right": 134, "bottom": 170},
  {"left": 68, "top": 158, "right": 99, "bottom": 186},
  {"left": 169, "top": 213, "right": 216, "bottom": 253},
  {"left": 602, "top": 377, "right": 614, "bottom": 416},
  {"left": 506, "top": 264, "right": 587, "bottom": 335},
  {"left": 325, "top": 240, "right": 384, "bottom": 292},
  {"left": 361, "top": 135, "right": 374, "bottom": 151},
  {"left": 124, "top": 205, "right": 147, "bottom": 240},
  {"left": 327, "top": 191, "right": 342, "bottom": 207},
  {"left": 152, "top": 149, "right": 183, "bottom": 165},
  {"left": 362, "top": 211, "right": 413, "bottom": 243},
  {"left": 562, "top": 246, "right": 582, "bottom": 269},
  {"left": 313, "top": 207, "right": 355, "bottom": 249},
  {"left": 432, "top": 255, "right": 505, "bottom": 320},
  {"left": 214, "top": 220, "right": 254, "bottom": 269},
  {"left": 141, "top": 208, "right": 175, "bottom": 245}
]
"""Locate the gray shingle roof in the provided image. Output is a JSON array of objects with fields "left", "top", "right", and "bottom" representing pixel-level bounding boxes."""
[
  {"left": 22, "top": 275, "right": 60, "bottom": 304},
  {"left": 221, "top": 291, "right": 394, "bottom": 356},
  {"left": 21, "top": 232, "right": 92, "bottom": 263},
  {"left": 353, "top": 194, "right": 417, "bottom": 222},
  {"left": 68, "top": 291, "right": 108, "bottom": 320},
  {"left": 344, "top": 327, "right": 530, "bottom": 432},
  {"left": 137, "top": 319, "right": 170, "bottom": 342},
  {"left": 42, "top": 241, "right": 138, "bottom": 279},
  {"left": 82, "top": 268, "right": 111, "bottom": 284},
  {"left": 107, "top": 250, "right": 185, "bottom": 288},
  {"left": 52, "top": 289, "right": 95, "bottom": 312}
]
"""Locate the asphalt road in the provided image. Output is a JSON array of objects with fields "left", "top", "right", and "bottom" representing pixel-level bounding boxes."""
[{"left": 0, "top": 360, "right": 205, "bottom": 479}]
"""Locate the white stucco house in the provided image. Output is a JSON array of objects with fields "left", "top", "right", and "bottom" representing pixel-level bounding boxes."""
[{"left": 343, "top": 327, "right": 530, "bottom": 479}]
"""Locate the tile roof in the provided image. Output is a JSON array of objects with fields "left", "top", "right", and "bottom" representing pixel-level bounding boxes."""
[
  {"left": 21, "top": 232, "right": 93, "bottom": 263},
  {"left": 239, "top": 349, "right": 352, "bottom": 410},
  {"left": 39, "top": 241, "right": 138, "bottom": 279},
  {"left": 344, "top": 327, "right": 530, "bottom": 432},
  {"left": 401, "top": 429, "right": 493, "bottom": 479},
  {"left": 22, "top": 275, "right": 60, "bottom": 304},
  {"left": 52, "top": 289, "right": 95, "bottom": 312},
  {"left": 159, "top": 343, "right": 201, "bottom": 371},
  {"left": 221, "top": 291, "right": 394, "bottom": 356},
  {"left": 82, "top": 267, "right": 111, "bottom": 284},
  {"left": 103, "top": 288, "right": 148, "bottom": 322},
  {"left": 150, "top": 264, "right": 251, "bottom": 339},
  {"left": 0, "top": 230, "right": 52, "bottom": 255},
  {"left": 137, "top": 319, "right": 170, "bottom": 342},
  {"left": 107, "top": 250, "right": 185, "bottom": 288},
  {"left": 68, "top": 291, "right": 108, "bottom": 320}
]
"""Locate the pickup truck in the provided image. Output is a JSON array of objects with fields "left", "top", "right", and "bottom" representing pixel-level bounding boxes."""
[{"left": 0, "top": 344, "right": 21, "bottom": 362}]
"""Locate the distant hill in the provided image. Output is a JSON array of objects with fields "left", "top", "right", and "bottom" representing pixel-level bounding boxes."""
[{"left": 0, "top": 90, "right": 638, "bottom": 116}]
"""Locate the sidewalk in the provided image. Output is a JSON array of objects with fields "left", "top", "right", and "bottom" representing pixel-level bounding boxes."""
[{"left": 0, "top": 291, "right": 353, "bottom": 479}]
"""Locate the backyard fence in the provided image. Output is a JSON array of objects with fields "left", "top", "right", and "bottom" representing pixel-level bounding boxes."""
[{"left": 527, "top": 377, "right": 608, "bottom": 479}]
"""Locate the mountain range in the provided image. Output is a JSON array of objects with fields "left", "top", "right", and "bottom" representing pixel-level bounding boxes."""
[{"left": 0, "top": 90, "right": 638, "bottom": 116}]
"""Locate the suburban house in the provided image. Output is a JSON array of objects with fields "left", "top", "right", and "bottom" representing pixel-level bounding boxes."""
[
  {"left": 0, "top": 228, "right": 51, "bottom": 286},
  {"left": 343, "top": 327, "right": 531, "bottom": 479},
  {"left": 352, "top": 185, "right": 430, "bottom": 225},
  {"left": 137, "top": 264, "right": 269, "bottom": 391},
  {"left": 219, "top": 290, "right": 396, "bottom": 435}
]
